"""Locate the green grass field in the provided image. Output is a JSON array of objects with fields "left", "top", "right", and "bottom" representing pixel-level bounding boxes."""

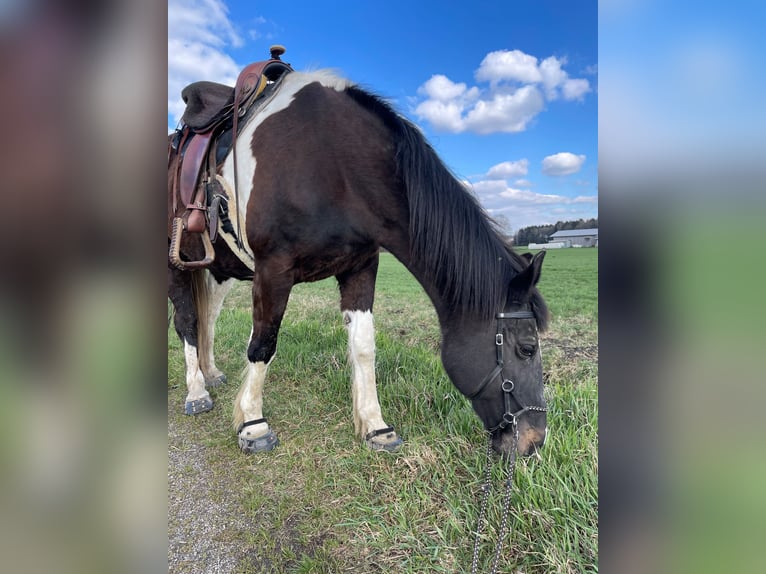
[{"left": 168, "top": 247, "right": 598, "bottom": 573}]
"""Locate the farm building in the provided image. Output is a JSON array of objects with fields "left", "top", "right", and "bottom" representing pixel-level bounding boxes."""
[{"left": 548, "top": 228, "right": 598, "bottom": 247}]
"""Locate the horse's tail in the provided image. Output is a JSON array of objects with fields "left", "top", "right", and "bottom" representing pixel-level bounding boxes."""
[{"left": 190, "top": 269, "right": 211, "bottom": 367}]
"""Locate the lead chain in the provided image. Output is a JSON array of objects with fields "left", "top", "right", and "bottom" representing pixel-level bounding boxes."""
[
  {"left": 489, "top": 425, "right": 518, "bottom": 573},
  {"left": 470, "top": 426, "right": 518, "bottom": 574},
  {"left": 470, "top": 435, "right": 494, "bottom": 574}
]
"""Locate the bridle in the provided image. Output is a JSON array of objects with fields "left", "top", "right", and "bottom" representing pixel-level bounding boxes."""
[
  {"left": 468, "top": 310, "right": 548, "bottom": 574},
  {"left": 466, "top": 311, "right": 547, "bottom": 433}
]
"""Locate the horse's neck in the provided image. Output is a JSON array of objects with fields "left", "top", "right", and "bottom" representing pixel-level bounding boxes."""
[{"left": 383, "top": 243, "right": 460, "bottom": 331}]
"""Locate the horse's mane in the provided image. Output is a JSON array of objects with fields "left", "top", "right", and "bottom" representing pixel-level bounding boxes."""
[{"left": 343, "top": 85, "right": 548, "bottom": 329}]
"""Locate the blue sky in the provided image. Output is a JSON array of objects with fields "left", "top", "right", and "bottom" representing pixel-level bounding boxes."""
[
  {"left": 168, "top": 0, "right": 597, "bottom": 232},
  {"left": 600, "top": 1, "right": 766, "bottom": 184}
]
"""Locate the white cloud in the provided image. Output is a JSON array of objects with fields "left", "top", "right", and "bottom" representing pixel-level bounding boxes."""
[
  {"left": 475, "top": 49, "right": 542, "bottom": 85},
  {"left": 414, "top": 99, "right": 466, "bottom": 133},
  {"left": 486, "top": 159, "right": 529, "bottom": 180},
  {"left": 415, "top": 82, "right": 543, "bottom": 134},
  {"left": 538, "top": 56, "right": 568, "bottom": 99},
  {"left": 467, "top": 155, "right": 596, "bottom": 230},
  {"left": 472, "top": 180, "right": 596, "bottom": 205},
  {"left": 562, "top": 78, "right": 591, "bottom": 101},
  {"left": 469, "top": 178, "right": 597, "bottom": 231},
  {"left": 168, "top": 0, "right": 243, "bottom": 47},
  {"left": 463, "top": 85, "right": 544, "bottom": 134},
  {"left": 499, "top": 188, "right": 564, "bottom": 204},
  {"left": 414, "top": 49, "right": 592, "bottom": 134},
  {"left": 418, "top": 74, "right": 473, "bottom": 101},
  {"left": 542, "top": 152, "right": 587, "bottom": 176},
  {"left": 414, "top": 75, "right": 481, "bottom": 132},
  {"left": 168, "top": 0, "right": 245, "bottom": 127}
]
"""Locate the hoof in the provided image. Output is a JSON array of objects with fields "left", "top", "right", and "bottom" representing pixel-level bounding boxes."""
[
  {"left": 205, "top": 373, "right": 227, "bottom": 387},
  {"left": 184, "top": 397, "right": 213, "bottom": 415},
  {"left": 239, "top": 429, "right": 279, "bottom": 453},
  {"left": 365, "top": 426, "right": 403, "bottom": 452}
]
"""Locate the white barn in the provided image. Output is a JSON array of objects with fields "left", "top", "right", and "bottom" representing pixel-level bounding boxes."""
[{"left": 548, "top": 228, "right": 598, "bottom": 247}]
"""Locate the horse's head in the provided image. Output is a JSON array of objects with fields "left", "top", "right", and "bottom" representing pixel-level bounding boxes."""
[{"left": 441, "top": 251, "right": 548, "bottom": 457}]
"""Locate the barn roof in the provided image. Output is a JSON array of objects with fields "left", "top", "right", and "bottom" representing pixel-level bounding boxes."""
[{"left": 549, "top": 228, "right": 599, "bottom": 238}]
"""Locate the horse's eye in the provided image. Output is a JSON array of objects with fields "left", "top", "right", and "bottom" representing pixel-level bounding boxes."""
[{"left": 519, "top": 344, "right": 536, "bottom": 358}]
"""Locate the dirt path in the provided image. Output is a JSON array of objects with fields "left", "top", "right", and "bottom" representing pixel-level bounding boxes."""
[{"left": 168, "top": 408, "right": 251, "bottom": 573}]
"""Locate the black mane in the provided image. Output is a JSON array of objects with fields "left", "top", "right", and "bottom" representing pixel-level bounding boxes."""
[{"left": 344, "top": 86, "right": 548, "bottom": 329}]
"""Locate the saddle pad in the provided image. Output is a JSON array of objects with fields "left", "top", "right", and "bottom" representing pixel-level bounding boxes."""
[{"left": 213, "top": 174, "right": 255, "bottom": 271}]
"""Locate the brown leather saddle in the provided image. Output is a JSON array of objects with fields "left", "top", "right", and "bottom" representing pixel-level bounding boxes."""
[{"left": 169, "top": 45, "right": 293, "bottom": 269}]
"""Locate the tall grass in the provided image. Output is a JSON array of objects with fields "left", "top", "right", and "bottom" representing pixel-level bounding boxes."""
[{"left": 168, "top": 249, "right": 598, "bottom": 573}]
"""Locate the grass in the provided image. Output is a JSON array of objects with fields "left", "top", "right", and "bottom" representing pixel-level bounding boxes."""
[{"left": 168, "top": 248, "right": 598, "bottom": 573}]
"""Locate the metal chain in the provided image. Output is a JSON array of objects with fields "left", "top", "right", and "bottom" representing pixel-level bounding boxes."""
[
  {"left": 490, "top": 425, "right": 518, "bottom": 573},
  {"left": 470, "top": 425, "right": 519, "bottom": 574},
  {"left": 470, "top": 434, "right": 495, "bottom": 574}
]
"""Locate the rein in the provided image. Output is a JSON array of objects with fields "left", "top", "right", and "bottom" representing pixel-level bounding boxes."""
[{"left": 468, "top": 311, "right": 547, "bottom": 573}]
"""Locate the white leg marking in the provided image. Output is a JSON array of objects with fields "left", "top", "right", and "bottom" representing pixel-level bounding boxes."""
[
  {"left": 183, "top": 341, "right": 210, "bottom": 403},
  {"left": 199, "top": 276, "right": 235, "bottom": 380},
  {"left": 233, "top": 358, "right": 273, "bottom": 438},
  {"left": 344, "top": 310, "right": 386, "bottom": 438}
]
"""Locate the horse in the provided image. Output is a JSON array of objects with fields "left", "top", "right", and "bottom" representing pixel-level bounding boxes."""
[{"left": 168, "top": 69, "right": 550, "bottom": 456}]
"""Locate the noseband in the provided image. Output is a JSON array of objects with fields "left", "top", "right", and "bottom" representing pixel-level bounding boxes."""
[{"left": 466, "top": 311, "right": 547, "bottom": 433}]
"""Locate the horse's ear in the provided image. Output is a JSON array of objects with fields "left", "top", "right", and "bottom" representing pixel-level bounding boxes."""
[
  {"left": 520, "top": 252, "right": 534, "bottom": 263},
  {"left": 511, "top": 250, "right": 545, "bottom": 292}
]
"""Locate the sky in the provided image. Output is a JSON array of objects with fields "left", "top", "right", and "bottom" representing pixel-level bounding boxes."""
[
  {"left": 599, "top": 0, "right": 766, "bottom": 185},
  {"left": 168, "top": 0, "right": 598, "bottom": 233}
]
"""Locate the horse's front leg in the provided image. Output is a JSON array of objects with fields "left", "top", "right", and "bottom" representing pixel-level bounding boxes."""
[
  {"left": 337, "top": 255, "right": 403, "bottom": 452},
  {"left": 232, "top": 268, "right": 293, "bottom": 453}
]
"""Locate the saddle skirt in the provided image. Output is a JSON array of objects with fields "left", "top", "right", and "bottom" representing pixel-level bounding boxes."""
[{"left": 180, "top": 81, "right": 234, "bottom": 132}]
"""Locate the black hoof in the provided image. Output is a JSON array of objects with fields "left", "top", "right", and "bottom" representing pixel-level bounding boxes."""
[
  {"left": 365, "top": 426, "right": 403, "bottom": 452},
  {"left": 205, "top": 373, "right": 227, "bottom": 387},
  {"left": 239, "top": 429, "right": 279, "bottom": 453},
  {"left": 184, "top": 397, "right": 214, "bottom": 415}
]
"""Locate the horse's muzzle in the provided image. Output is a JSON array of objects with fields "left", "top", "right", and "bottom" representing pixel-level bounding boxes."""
[{"left": 492, "top": 418, "right": 547, "bottom": 457}]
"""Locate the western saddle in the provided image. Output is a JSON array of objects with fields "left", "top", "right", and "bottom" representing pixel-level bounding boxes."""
[{"left": 169, "top": 45, "right": 293, "bottom": 269}]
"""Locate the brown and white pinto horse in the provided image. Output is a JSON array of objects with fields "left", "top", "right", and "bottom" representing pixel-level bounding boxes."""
[{"left": 168, "top": 71, "right": 550, "bottom": 456}]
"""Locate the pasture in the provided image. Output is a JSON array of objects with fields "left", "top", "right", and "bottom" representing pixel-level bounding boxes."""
[{"left": 168, "top": 247, "right": 598, "bottom": 573}]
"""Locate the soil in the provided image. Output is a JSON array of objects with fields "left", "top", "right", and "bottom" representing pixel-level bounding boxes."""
[{"left": 168, "top": 409, "right": 251, "bottom": 573}]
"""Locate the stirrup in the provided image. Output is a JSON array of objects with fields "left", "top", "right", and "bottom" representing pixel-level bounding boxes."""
[{"left": 169, "top": 217, "right": 215, "bottom": 269}]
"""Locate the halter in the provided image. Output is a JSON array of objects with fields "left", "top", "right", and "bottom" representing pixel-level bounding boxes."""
[
  {"left": 468, "top": 310, "right": 547, "bottom": 574},
  {"left": 466, "top": 311, "right": 547, "bottom": 433}
]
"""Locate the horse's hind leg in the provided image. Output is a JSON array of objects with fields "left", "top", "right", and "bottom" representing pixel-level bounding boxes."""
[
  {"left": 198, "top": 274, "right": 235, "bottom": 387},
  {"left": 232, "top": 268, "right": 292, "bottom": 453},
  {"left": 337, "top": 255, "right": 403, "bottom": 452},
  {"left": 168, "top": 266, "right": 213, "bottom": 415}
]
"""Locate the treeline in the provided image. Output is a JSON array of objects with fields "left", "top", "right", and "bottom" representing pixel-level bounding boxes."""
[{"left": 514, "top": 218, "right": 598, "bottom": 246}]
